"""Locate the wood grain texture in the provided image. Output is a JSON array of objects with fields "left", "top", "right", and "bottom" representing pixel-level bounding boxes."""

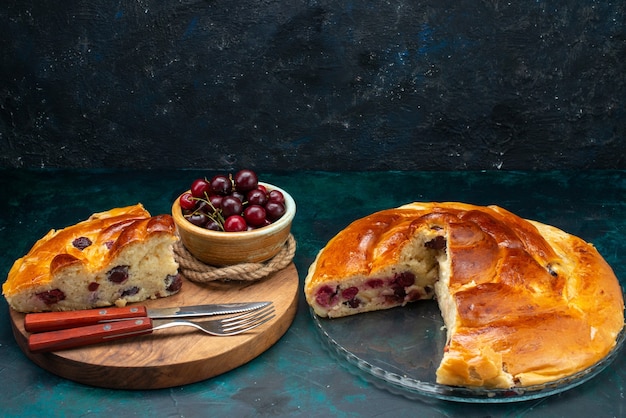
[{"left": 9, "top": 263, "right": 299, "bottom": 389}]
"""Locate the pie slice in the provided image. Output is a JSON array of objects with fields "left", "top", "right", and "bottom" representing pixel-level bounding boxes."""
[{"left": 3, "top": 204, "right": 182, "bottom": 313}]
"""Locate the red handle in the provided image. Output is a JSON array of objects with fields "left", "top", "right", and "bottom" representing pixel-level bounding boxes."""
[
  {"left": 24, "top": 306, "right": 149, "bottom": 332},
  {"left": 28, "top": 318, "right": 154, "bottom": 353}
]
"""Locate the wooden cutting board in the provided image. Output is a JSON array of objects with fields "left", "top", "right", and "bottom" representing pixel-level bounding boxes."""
[{"left": 9, "top": 263, "right": 299, "bottom": 390}]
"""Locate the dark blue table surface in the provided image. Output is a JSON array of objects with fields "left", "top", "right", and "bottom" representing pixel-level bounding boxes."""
[{"left": 1, "top": 169, "right": 625, "bottom": 417}]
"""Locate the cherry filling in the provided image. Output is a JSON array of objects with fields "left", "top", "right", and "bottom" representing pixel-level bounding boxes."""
[
  {"left": 165, "top": 274, "right": 183, "bottom": 293},
  {"left": 425, "top": 235, "right": 446, "bottom": 250},
  {"left": 345, "top": 298, "right": 361, "bottom": 308},
  {"left": 315, "top": 272, "right": 417, "bottom": 309},
  {"left": 316, "top": 285, "right": 338, "bottom": 307},
  {"left": 121, "top": 286, "right": 140, "bottom": 297},
  {"left": 36, "top": 289, "right": 66, "bottom": 305},
  {"left": 341, "top": 286, "right": 360, "bottom": 308},
  {"left": 366, "top": 279, "right": 383, "bottom": 288},
  {"left": 389, "top": 272, "right": 416, "bottom": 301},
  {"left": 341, "top": 287, "right": 359, "bottom": 300},
  {"left": 393, "top": 272, "right": 416, "bottom": 287},
  {"left": 72, "top": 236, "right": 92, "bottom": 250},
  {"left": 107, "top": 265, "right": 129, "bottom": 284}
]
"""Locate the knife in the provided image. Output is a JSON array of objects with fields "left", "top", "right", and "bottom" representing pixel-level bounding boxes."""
[
  {"left": 24, "top": 301, "right": 272, "bottom": 333},
  {"left": 27, "top": 304, "right": 276, "bottom": 353}
]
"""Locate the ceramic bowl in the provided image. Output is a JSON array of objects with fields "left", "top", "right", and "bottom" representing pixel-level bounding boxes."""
[{"left": 172, "top": 182, "right": 296, "bottom": 266}]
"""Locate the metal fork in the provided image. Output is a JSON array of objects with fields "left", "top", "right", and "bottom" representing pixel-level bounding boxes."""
[
  {"left": 151, "top": 304, "right": 276, "bottom": 336},
  {"left": 28, "top": 303, "right": 276, "bottom": 353}
]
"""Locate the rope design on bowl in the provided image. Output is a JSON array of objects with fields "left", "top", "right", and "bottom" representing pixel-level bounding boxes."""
[{"left": 173, "top": 234, "right": 296, "bottom": 282}]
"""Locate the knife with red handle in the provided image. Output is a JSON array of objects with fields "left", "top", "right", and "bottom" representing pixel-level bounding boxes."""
[
  {"left": 28, "top": 318, "right": 155, "bottom": 353},
  {"left": 24, "top": 301, "right": 271, "bottom": 332}
]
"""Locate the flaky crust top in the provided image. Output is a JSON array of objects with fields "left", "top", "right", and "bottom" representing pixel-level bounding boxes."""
[
  {"left": 3, "top": 204, "right": 176, "bottom": 296},
  {"left": 305, "top": 202, "right": 624, "bottom": 386}
]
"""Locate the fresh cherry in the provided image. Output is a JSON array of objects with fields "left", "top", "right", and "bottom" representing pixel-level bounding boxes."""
[
  {"left": 179, "top": 192, "right": 196, "bottom": 210},
  {"left": 210, "top": 175, "right": 232, "bottom": 195},
  {"left": 232, "top": 190, "right": 246, "bottom": 203},
  {"left": 224, "top": 215, "right": 247, "bottom": 232},
  {"left": 221, "top": 196, "right": 243, "bottom": 218},
  {"left": 265, "top": 201, "right": 286, "bottom": 221},
  {"left": 234, "top": 169, "right": 258, "bottom": 192},
  {"left": 208, "top": 194, "right": 223, "bottom": 210},
  {"left": 196, "top": 200, "right": 211, "bottom": 214},
  {"left": 187, "top": 213, "right": 208, "bottom": 227},
  {"left": 205, "top": 219, "right": 222, "bottom": 231},
  {"left": 268, "top": 190, "right": 285, "bottom": 204},
  {"left": 190, "top": 178, "right": 211, "bottom": 198},
  {"left": 247, "top": 188, "right": 268, "bottom": 206},
  {"left": 179, "top": 169, "right": 288, "bottom": 233},
  {"left": 243, "top": 205, "right": 267, "bottom": 227}
]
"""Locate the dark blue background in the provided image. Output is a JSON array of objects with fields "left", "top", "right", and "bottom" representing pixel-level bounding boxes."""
[
  {"left": 1, "top": 1, "right": 624, "bottom": 170},
  {"left": 2, "top": 169, "right": 626, "bottom": 415}
]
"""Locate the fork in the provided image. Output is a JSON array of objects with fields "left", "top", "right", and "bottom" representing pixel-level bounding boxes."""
[
  {"left": 150, "top": 304, "right": 276, "bottom": 336},
  {"left": 28, "top": 304, "right": 275, "bottom": 353}
]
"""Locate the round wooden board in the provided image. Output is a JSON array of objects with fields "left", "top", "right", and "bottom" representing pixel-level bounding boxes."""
[{"left": 9, "top": 263, "right": 299, "bottom": 390}]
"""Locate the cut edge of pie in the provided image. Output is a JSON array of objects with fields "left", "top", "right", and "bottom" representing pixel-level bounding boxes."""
[{"left": 304, "top": 202, "right": 625, "bottom": 388}]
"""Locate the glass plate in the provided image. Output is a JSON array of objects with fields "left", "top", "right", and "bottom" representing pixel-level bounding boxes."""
[{"left": 311, "top": 301, "right": 625, "bottom": 403}]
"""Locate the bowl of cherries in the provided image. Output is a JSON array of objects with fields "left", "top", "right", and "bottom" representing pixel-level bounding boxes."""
[{"left": 171, "top": 169, "right": 296, "bottom": 265}]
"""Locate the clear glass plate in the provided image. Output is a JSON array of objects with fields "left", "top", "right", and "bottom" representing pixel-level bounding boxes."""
[{"left": 311, "top": 301, "right": 625, "bottom": 403}]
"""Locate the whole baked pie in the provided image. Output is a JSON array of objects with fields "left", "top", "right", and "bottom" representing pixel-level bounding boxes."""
[{"left": 305, "top": 202, "right": 624, "bottom": 388}]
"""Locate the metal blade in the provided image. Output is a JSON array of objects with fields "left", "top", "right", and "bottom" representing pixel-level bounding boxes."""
[{"left": 146, "top": 301, "right": 272, "bottom": 319}]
